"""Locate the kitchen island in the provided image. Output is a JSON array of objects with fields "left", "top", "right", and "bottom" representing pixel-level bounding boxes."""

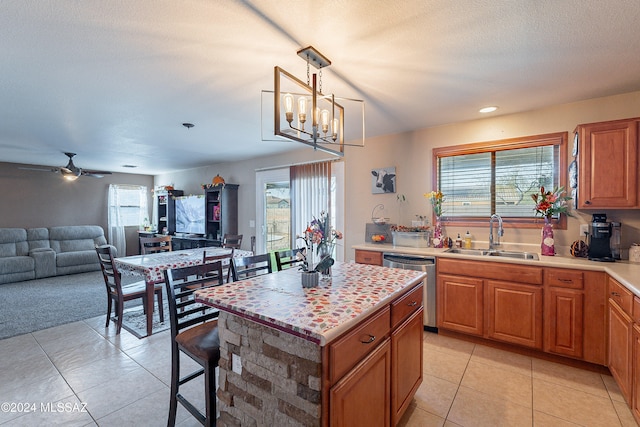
[{"left": 195, "top": 261, "right": 426, "bottom": 426}]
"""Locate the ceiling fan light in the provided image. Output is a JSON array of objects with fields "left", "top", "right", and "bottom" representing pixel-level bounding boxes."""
[{"left": 63, "top": 174, "right": 79, "bottom": 181}]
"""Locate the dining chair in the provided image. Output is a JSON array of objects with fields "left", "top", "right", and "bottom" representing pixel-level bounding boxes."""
[
  {"left": 164, "top": 261, "right": 224, "bottom": 427},
  {"left": 222, "top": 233, "right": 243, "bottom": 249},
  {"left": 274, "top": 248, "right": 306, "bottom": 271},
  {"left": 202, "top": 248, "right": 234, "bottom": 283},
  {"left": 231, "top": 253, "right": 272, "bottom": 282},
  {"left": 250, "top": 235, "right": 256, "bottom": 254},
  {"left": 140, "top": 235, "right": 172, "bottom": 254},
  {"left": 95, "top": 245, "right": 164, "bottom": 335}
]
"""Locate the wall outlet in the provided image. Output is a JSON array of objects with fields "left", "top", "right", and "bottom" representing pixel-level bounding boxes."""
[
  {"left": 232, "top": 353, "right": 242, "bottom": 374},
  {"left": 579, "top": 224, "right": 589, "bottom": 237},
  {"left": 249, "top": 220, "right": 255, "bottom": 228}
]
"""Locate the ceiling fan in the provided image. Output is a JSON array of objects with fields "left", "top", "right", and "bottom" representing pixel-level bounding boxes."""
[{"left": 20, "top": 152, "right": 112, "bottom": 181}]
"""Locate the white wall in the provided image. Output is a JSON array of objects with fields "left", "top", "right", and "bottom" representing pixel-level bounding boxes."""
[{"left": 157, "top": 90, "right": 640, "bottom": 259}]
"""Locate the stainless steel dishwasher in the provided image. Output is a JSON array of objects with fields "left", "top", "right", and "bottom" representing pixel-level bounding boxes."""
[{"left": 382, "top": 253, "right": 437, "bottom": 331}]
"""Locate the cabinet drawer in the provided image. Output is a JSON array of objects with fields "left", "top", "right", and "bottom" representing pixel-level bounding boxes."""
[
  {"left": 329, "top": 306, "right": 391, "bottom": 383},
  {"left": 545, "top": 269, "right": 584, "bottom": 289},
  {"left": 437, "top": 258, "right": 542, "bottom": 285},
  {"left": 355, "top": 250, "right": 383, "bottom": 266},
  {"left": 609, "top": 277, "right": 633, "bottom": 315},
  {"left": 391, "top": 284, "right": 423, "bottom": 328}
]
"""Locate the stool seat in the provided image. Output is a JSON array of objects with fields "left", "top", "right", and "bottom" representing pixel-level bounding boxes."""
[{"left": 176, "top": 321, "right": 220, "bottom": 363}]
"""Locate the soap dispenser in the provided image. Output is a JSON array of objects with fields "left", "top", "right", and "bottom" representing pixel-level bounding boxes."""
[{"left": 464, "top": 231, "right": 472, "bottom": 249}]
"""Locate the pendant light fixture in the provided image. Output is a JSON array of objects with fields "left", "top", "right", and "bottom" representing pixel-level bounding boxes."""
[{"left": 272, "top": 46, "right": 365, "bottom": 157}]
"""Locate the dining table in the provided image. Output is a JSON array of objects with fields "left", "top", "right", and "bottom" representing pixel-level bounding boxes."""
[{"left": 114, "top": 246, "right": 252, "bottom": 336}]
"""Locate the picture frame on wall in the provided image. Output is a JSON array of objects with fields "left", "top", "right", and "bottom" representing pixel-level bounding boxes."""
[{"left": 371, "top": 167, "right": 396, "bottom": 194}]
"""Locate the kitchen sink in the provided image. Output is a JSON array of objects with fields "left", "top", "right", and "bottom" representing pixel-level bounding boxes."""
[{"left": 445, "top": 248, "right": 539, "bottom": 260}]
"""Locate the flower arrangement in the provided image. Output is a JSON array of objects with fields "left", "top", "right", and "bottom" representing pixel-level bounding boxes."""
[
  {"left": 296, "top": 211, "right": 343, "bottom": 272},
  {"left": 531, "top": 186, "right": 572, "bottom": 219},
  {"left": 424, "top": 191, "right": 445, "bottom": 217}
]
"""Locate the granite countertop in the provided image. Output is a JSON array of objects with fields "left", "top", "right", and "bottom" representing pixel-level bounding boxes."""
[
  {"left": 353, "top": 243, "right": 640, "bottom": 297},
  {"left": 194, "top": 261, "right": 425, "bottom": 346}
]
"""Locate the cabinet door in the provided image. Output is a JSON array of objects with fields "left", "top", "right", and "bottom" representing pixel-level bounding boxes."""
[
  {"left": 633, "top": 324, "right": 640, "bottom": 423},
  {"left": 330, "top": 338, "right": 391, "bottom": 427},
  {"left": 544, "top": 287, "right": 584, "bottom": 358},
  {"left": 391, "top": 309, "right": 423, "bottom": 426},
  {"left": 578, "top": 119, "right": 638, "bottom": 208},
  {"left": 437, "top": 274, "right": 483, "bottom": 336},
  {"left": 609, "top": 299, "right": 633, "bottom": 404},
  {"left": 486, "top": 280, "right": 543, "bottom": 349}
]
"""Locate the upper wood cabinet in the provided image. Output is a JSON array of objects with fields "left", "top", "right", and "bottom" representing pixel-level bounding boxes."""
[{"left": 575, "top": 118, "right": 639, "bottom": 208}]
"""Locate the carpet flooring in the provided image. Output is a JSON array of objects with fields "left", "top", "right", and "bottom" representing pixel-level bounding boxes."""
[{"left": 0, "top": 271, "right": 144, "bottom": 340}]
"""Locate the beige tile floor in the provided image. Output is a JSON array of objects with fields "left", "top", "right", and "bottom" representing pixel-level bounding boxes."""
[{"left": 0, "top": 318, "right": 637, "bottom": 427}]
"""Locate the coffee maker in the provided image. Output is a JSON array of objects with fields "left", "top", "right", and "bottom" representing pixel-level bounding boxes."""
[{"left": 588, "top": 213, "right": 616, "bottom": 262}]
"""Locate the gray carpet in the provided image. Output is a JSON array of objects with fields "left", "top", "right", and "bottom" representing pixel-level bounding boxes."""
[{"left": 0, "top": 271, "right": 145, "bottom": 340}]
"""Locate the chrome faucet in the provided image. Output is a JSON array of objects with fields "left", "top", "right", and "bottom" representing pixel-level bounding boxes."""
[{"left": 489, "top": 214, "right": 504, "bottom": 250}]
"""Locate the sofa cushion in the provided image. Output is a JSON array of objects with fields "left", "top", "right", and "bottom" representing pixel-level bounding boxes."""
[
  {"left": 56, "top": 250, "right": 101, "bottom": 268},
  {"left": 27, "top": 228, "right": 50, "bottom": 250},
  {"left": 0, "top": 228, "right": 29, "bottom": 257},
  {"left": 0, "top": 256, "right": 34, "bottom": 274},
  {"left": 49, "top": 226, "right": 107, "bottom": 253}
]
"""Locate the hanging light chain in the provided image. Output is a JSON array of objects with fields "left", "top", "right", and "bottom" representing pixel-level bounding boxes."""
[
  {"left": 319, "top": 68, "right": 323, "bottom": 94},
  {"left": 306, "top": 54, "right": 310, "bottom": 86}
]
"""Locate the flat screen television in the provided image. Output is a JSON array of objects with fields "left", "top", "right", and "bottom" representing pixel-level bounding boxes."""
[{"left": 175, "top": 195, "right": 205, "bottom": 235}]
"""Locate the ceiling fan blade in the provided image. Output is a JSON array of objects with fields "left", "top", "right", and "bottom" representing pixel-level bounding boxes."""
[
  {"left": 18, "top": 166, "right": 60, "bottom": 173},
  {"left": 81, "top": 170, "right": 112, "bottom": 178}
]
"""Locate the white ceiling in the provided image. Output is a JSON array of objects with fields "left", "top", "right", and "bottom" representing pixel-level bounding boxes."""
[{"left": 2, "top": 0, "right": 640, "bottom": 175}]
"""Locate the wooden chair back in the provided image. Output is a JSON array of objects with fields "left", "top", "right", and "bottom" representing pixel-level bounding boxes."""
[
  {"left": 203, "top": 248, "right": 234, "bottom": 283},
  {"left": 222, "top": 234, "right": 243, "bottom": 249},
  {"left": 274, "top": 248, "right": 306, "bottom": 271},
  {"left": 231, "top": 253, "right": 272, "bottom": 282},
  {"left": 250, "top": 236, "right": 256, "bottom": 254},
  {"left": 96, "top": 244, "right": 123, "bottom": 296},
  {"left": 163, "top": 261, "right": 224, "bottom": 337},
  {"left": 140, "top": 235, "right": 172, "bottom": 254}
]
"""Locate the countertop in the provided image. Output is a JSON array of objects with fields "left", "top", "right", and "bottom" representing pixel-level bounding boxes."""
[
  {"left": 194, "top": 261, "right": 426, "bottom": 346},
  {"left": 353, "top": 243, "right": 640, "bottom": 297}
]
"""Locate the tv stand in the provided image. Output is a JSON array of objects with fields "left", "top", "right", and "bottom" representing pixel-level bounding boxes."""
[{"left": 171, "top": 236, "right": 221, "bottom": 250}]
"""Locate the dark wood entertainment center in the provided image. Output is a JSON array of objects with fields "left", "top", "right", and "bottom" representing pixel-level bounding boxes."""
[{"left": 148, "top": 184, "right": 239, "bottom": 251}]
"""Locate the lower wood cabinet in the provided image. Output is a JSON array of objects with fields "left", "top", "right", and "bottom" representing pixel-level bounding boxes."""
[
  {"left": 437, "top": 274, "right": 483, "bottom": 336},
  {"left": 328, "top": 283, "right": 423, "bottom": 426},
  {"left": 330, "top": 338, "right": 391, "bottom": 427},
  {"left": 486, "top": 280, "right": 543, "bottom": 349},
  {"left": 544, "top": 286, "right": 584, "bottom": 358},
  {"left": 609, "top": 298, "right": 634, "bottom": 404},
  {"left": 391, "top": 309, "right": 423, "bottom": 425},
  {"left": 633, "top": 324, "right": 640, "bottom": 421},
  {"left": 354, "top": 249, "right": 383, "bottom": 266}
]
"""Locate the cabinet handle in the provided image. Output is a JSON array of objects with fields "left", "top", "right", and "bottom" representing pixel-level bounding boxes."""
[
  {"left": 611, "top": 291, "right": 621, "bottom": 297},
  {"left": 407, "top": 301, "right": 418, "bottom": 307},
  {"left": 558, "top": 278, "right": 573, "bottom": 284},
  {"left": 585, "top": 200, "right": 591, "bottom": 205},
  {"left": 360, "top": 334, "right": 376, "bottom": 344}
]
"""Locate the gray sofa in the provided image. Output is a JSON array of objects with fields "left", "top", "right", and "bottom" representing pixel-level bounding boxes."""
[{"left": 0, "top": 225, "right": 107, "bottom": 285}]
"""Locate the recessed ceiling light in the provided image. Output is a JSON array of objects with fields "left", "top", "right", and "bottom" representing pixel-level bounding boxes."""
[
  {"left": 182, "top": 123, "right": 194, "bottom": 129},
  {"left": 479, "top": 106, "right": 498, "bottom": 113},
  {"left": 122, "top": 164, "right": 137, "bottom": 168}
]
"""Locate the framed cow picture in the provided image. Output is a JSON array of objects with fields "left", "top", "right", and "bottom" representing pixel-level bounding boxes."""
[{"left": 371, "top": 167, "right": 396, "bottom": 194}]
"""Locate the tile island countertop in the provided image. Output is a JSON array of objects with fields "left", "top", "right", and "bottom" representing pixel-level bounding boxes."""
[{"left": 194, "top": 261, "right": 426, "bottom": 346}]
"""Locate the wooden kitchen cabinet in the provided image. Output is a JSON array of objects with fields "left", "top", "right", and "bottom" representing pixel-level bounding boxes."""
[
  {"left": 608, "top": 298, "right": 634, "bottom": 404},
  {"left": 576, "top": 117, "right": 639, "bottom": 208},
  {"left": 633, "top": 324, "right": 640, "bottom": 422},
  {"left": 486, "top": 280, "right": 543, "bottom": 349},
  {"left": 391, "top": 309, "right": 423, "bottom": 426},
  {"left": 354, "top": 249, "right": 383, "bottom": 266},
  {"left": 437, "top": 274, "right": 484, "bottom": 336},
  {"left": 330, "top": 338, "right": 391, "bottom": 427},
  {"left": 544, "top": 268, "right": 585, "bottom": 359}
]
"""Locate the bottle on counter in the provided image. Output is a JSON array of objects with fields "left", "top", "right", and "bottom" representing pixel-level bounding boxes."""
[
  {"left": 464, "top": 231, "right": 472, "bottom": 249},
  {"left": 455, "top": 233, "right": 463, "bottom": 248}
]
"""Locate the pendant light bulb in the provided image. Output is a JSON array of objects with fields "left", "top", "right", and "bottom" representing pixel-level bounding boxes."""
[
  {"left": 321, "top": 109, "right": 330, "bottom": 134},
  {"left": 283, "top": 93, "right": 294, "bottom": 124},
  {"left": 332, "top": 118, "right": 339, "bottom": 141},
  {"left": 298, "top": 97, "right": 307, "bottom": 125}
]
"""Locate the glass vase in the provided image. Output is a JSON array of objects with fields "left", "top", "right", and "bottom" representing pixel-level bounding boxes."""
[
  {"left": 541, "top": 217, "right": 555, "bottom": 256},
  {"left": 432, "top": 216, "right": 444, "bottom": 248},
  {"left": 316, "top": 243, "right": 332, "bottom": 280}
]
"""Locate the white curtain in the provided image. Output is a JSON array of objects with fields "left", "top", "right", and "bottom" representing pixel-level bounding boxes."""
[
  {"left": 291, "top": 160, "right": 332, "bottom": 249},
  {"left": 108, "top": 184, "right": 148, "bottom": 257}
]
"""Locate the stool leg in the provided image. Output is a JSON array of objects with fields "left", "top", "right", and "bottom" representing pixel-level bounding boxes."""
[
  {"left": 204, "top": 363, "right": 217, "bottom": 427},
  {"left": 167, "top": 343, "right": 179, "bottom": 427}
]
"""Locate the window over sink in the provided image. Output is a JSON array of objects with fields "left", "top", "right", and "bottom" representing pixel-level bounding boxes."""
[{"left": 433, "top": 132, "right": 568, "bottom": 229}]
